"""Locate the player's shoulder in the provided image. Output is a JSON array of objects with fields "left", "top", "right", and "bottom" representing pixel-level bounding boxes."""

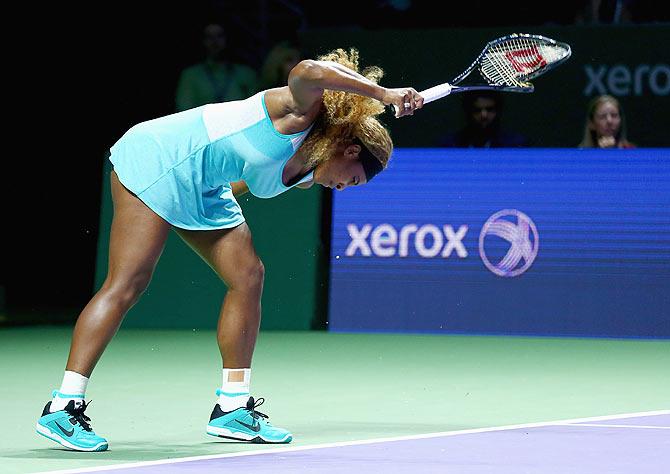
[
  {"left": 265, "top": 86, "right": 318, "bottom": 130},
  {"left": 264, "top": 87, "right": 294, "bottom": 113}
]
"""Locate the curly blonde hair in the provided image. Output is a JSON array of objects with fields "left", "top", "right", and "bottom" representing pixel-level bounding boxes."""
[{"left": 300, "top": 48, "right": 393, "bottom": 170}]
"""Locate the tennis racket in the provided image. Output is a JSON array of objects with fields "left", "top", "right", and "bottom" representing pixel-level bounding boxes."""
[{"left": 394, "top": 33, "right": 571, "bottom": 114}]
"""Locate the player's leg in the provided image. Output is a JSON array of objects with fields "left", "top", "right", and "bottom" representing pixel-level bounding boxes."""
[
  {"left": 36, "top": 170, "right": 171, "bottom": 451},
  {"left": 66, "top": 171, "right": 171, "bottom": 376},
  {"left": 175, "top": 223, "right": 292, "bottom": 443},
  {"left": 176, "top": 223, "right": 262, "bottom": 367}
]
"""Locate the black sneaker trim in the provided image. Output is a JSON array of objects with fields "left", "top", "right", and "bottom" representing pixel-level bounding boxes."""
[{"left": 209, "top": 404, "right": 226, "bottom": 421}]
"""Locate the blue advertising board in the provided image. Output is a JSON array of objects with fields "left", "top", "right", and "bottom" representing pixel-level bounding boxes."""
[{"left": 328, "top": 149, "right": 670, "bottom": 338}]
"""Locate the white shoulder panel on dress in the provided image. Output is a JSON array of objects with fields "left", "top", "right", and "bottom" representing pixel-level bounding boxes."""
[
  {"left": 290, "top": 124, "right": 314, "bottom": 151},
  {"left": 202, "top": 92, "right": 265, "bottom": 141}
]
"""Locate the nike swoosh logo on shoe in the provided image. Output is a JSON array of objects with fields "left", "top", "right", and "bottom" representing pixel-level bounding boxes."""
[
  {"left": 55, "top": 421, "right": 75, "bottom": 437},
  {"left": 235, "top": 420, "right": 260, "bottom": 432}
]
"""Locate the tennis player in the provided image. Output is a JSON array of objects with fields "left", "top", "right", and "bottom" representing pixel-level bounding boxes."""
[{"left": 36, "top": 48, "right": 423, "bottom": 451}]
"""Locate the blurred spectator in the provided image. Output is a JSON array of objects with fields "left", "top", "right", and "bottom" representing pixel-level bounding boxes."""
[
  {"left": 438, "top": 91, "right": 528, "bottom": 148},
  {"left": 175, "top": 23, "right": 258, "bottom": 111},
  {"left": 578, "top": 95, "right": 636, "bottom": 148},
  {"left": 259, "top": 41, "right": 302, "bottom": 90},
  {"left": 573, "top": 0, "right": 634, "bottom": 24}
]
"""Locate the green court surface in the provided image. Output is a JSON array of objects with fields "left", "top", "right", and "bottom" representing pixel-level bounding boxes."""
[{"left": 1, "top": 327, "right": 669, "bottom": 474}]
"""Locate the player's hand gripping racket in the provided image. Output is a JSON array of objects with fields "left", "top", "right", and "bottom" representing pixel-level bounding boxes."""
[{"left": 393, "top": 33, "right": 571, "bottom": 115}]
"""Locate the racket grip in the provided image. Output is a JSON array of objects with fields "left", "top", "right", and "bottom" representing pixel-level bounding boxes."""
[
  {"left": 420, "top": 83, "right": 453, "bottom": 104},
  {"left": 391, "top": 83, "right": 453, "bottom": 115}
]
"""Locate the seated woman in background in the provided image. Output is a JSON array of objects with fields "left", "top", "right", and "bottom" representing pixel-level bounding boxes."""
[
  {"left": 579, "top": 95, "right": 636, "bottom": 148},
  {"left": 259, "top": 41, "right": 302, "bottom": 90}
]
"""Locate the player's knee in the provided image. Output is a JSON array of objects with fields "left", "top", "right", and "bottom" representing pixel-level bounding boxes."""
[
  {"left": 244, "top": 259, "right": 265, "bottom": 291},
  {"left": 103, "top": 271, "right": 153, "bottom": 308},
  {"left": 231, "top": 258, "right": 265, "bottom": 293}
]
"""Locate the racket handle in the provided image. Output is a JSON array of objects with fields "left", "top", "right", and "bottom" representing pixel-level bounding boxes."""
[
  {"left": 420, "top": 83, "right": 453, "bottom": 104},
  {"left": 391, "top": 83, "right": 453, "bottom": 115}
]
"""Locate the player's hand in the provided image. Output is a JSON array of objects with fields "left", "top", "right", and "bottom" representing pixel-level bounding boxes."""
[
  {"left": 383, "top": 88, "right": 424, "bottom": 118},
  {"left": 597, "top": 136, "right": 617, "bottom": 148}
]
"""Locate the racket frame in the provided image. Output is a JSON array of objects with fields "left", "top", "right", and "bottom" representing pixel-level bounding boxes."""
[{"left": 399, "top": 33, "right": 572, "bottom": 109}]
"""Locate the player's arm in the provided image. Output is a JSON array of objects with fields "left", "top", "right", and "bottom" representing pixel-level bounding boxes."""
[
  {"left": 287, "top": 60, "right": 421, "bottom": 117},
  {"left": 231, "top": 180, "right": 249, "bottom": 197}
]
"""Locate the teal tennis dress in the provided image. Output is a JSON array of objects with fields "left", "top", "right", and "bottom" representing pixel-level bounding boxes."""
[{"left": 109, "top": 91, "right": 313, "bottom": 230}]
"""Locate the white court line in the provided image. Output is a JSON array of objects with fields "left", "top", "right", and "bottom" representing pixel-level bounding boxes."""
[
  {"left": 34, "top": 409, "right": 670, "bottom": 474},
  {"left": 561, "top": 423, "right": 670, "bottom": 430}
]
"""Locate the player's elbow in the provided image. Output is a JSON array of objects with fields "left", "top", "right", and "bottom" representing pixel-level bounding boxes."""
[{"left": 289, "top": 60, "right": 325, "bottom": 87}]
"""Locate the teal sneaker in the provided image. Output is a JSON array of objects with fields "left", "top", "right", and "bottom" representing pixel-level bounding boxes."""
[
  {"left": 207, "top": 396, "right": 292, "bottom": 444},
  {"left": 36, "top": 397, "right": 108, "bottom": 452}
]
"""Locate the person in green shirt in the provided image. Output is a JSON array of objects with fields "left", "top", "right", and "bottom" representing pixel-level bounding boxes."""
[{"left": 175, "top": 23, "right": 258, "bottom": 111}]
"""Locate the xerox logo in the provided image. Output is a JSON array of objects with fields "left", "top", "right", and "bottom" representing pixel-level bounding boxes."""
[
  {"left": 342, "top": 211, "right": 538, "bottom": 277},
  {"left": 345, "top": 224, "right": 469, "bottom": 258},
  {"left": 584, "top": 64, "right": 669, "bottom": 97},
  {"left": 479, "top": 210, "right": 539, "bottom": 277}
]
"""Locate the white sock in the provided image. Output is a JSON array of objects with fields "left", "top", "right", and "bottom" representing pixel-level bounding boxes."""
[
  {"left": 50, "top": 370, "right": 88, "bottom": 412},
  {"left": 217, "top": 368, "right": 251, "bottom": 412}
]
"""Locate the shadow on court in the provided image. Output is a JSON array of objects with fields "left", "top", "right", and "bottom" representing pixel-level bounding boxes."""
[
  {"left": 1, "top": 442, "right": 265, "bottom": 461},
  {"left": 3, "top": 421, "right": 462, "bottom": 461}
]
